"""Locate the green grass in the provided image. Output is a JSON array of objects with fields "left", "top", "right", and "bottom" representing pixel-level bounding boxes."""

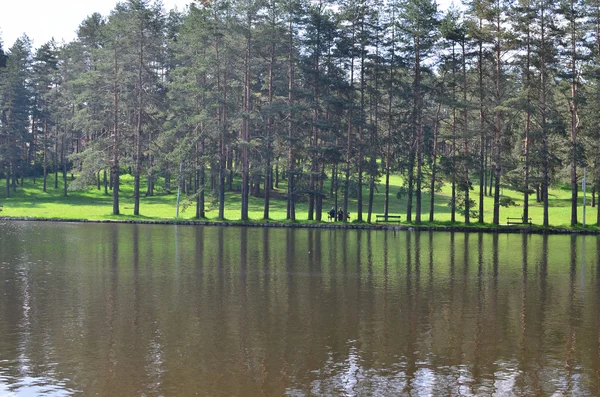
[{"left": 0, "top": 172, "right": 598, "bottom": 230}]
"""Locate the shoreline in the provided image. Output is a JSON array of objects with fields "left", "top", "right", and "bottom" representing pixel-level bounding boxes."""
[{"left": 1, "top": 216, "right": 598, "bottom": 235}]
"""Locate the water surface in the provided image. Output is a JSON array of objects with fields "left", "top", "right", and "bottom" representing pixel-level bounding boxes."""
[{"left": 0, "top": 221, "right": 599, "bottom": 396}]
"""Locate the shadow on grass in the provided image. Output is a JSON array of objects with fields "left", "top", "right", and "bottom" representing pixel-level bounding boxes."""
[{"left": 1, "top": 176, "right": 526, "bottom": 225}]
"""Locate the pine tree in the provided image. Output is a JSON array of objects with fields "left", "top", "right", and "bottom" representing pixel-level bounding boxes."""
[
  {"left": 1, "top": 36, "right": 32, "bottom": 197},
  {"left": 531, "top": 0, "right": 560, "bottom": 226},
  {"left": 32, "top": 40, "right": 59, "bottom": 192},
  {"left": 511, "top": 0, "right": 536, "bottom": 221},
  {"left": 557, "top": 0, "right": 586, "bottom": 225},
  {"left": 397, "top": 0, "right": 438, "bottom": 223}
]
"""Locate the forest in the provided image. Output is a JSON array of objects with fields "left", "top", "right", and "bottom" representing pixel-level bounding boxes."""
[{"left": 1, "top": 0, "right": 599, "bottom": 227}]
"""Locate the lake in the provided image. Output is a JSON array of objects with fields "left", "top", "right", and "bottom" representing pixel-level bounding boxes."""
[{"left": 0, "top": 221, "right": 599, "bottom": 396}]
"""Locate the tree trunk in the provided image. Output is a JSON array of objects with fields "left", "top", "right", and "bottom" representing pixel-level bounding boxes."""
[
  {"left": 263, "top": 161, "right": 271, "bottom": 219},
  {"left": 462, "top": 40, "right": 469, "bottom": 224},
  {"left": 134, "top": 30, "right": 143, "bottom": 216},
  {"left": 406, "top": 154, "right": 415, "bottom": 222},
  {"left": 451, "top": 43, "right": 457, "bottom": 223},
  {"left": 112, "top": 45, "right": 120, "bottom": 216},
  {"left": 240, "top": 12, "right": 251, "bottom": 221},
  {"left": 492, "top": 6, "right": 503, "bottom": 226},
  {"left": 308, "top": 22, "right": 321, "bottom": 222},
  {"left": 479, "top": 117, "right": 485, "bottom": 222},
  {"left": 31, "top": 119, "right": 36, "bottom": 184},
  {"left": 216, "top": 31, "right": 226, "bottom": 220},
  {"left": 263, "top": 51, "right": 273, "bottom": 220},
  {"left": 344, "top": 20, "right": 356, "bottom": 224},
  {"left": 54, "top": 136, "right": 58, "bottom": 189},
  {"left": 429, "top": 104, "right": 441, "bottom": 222},
  {"left": 523, "top": 6, "right": 531, "bottom": 222},
  {"left": 316, "top": 163, "right": 325, "bottom": 222},
  {"left": 147, "top": 133, "right": 154, "bottom": 197},
  {"left": 197, "top": 140, "right": 205, "bottom": 219},
  {"left": 104, "top": 169, "right": 108, "bottom": 195},
  {"left": 357, "top": 20, "right": 366, "bottom": 223},
  {"left": 384, "top": 8, "right": 395, "bottom": 219},
  {"left": 569, "top": 0, "right": 579, "bottom": 226},
  {"left": 43, "top": 119, "right": 48, "bottom": 192},
  {"left": 414, "top": 35, "right": 423, "bottom": 224},
  {"left": 541, "top": 3, "right": 549, "bottom": 227},
  {"left": 286, "top": 13, "right": 296, "bottom": 221},
  {"left": 219, "top": 139, "right": 226, "bottom": 219},
  {"left": 5, "top": 161, "right": 10, "bottom": 198},
  {"left": 367, "top": 31, "right": 380, "bottom": 224},
  {"left": 62, "top": 131, "right": 67, "bottom": 197}
]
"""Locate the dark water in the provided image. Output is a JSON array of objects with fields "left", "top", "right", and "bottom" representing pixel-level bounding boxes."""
[{"left": 0, "top": 221, "right": 599, "bottom": 396}]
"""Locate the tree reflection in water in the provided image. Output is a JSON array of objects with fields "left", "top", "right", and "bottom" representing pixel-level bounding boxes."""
[{"left": 0, "top": 221, "right": 599, "bottom": 396}]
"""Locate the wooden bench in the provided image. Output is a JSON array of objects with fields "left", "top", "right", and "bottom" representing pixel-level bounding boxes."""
[
  {"left": 507, "top": 217, "right": 532, "bottom": 226},
  {"left": 375, "top": 214, "right": 401, "bottom": 223}
]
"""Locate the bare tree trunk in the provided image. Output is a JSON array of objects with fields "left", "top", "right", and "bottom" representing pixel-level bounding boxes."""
[
  {"left": 344, "top": 19, "right": 356, "bottom": 223},
  {"left": 451, "top": 44, "right": 456, "bottom": 223},
  {"left": 43, "top": 119, "right": 48, "bottom": 192},
  {"left": 367, "top": 29, "right": 380, "bottom": 224},
  {"left": 62, "top": 128, "right": 67, "bottom": 197},
  {"left": 308, "top": 31, "right": 320, "bottom": 221},
  {"left": 414, "top": 35, "right": 423, "bottom": 224},
  {"left": 112, "top": 46, "right": 120, "bottom": 216},
  {"left": 492, "top": 5, "right": 503, "bottom": 225},
  {"left": 5, "top": 161, "right": 10, "bottom": 198},
  {"left": 316, "top": 163, "right": 324, "bottom": 222},
  {"left": 462, "top": 40, "right": 469, "bottom": 224},
  {"left": 384, "top": 7, "right": 395, "bottom": 219},
  {"left": 406, "top": 155, "right": 415, "bottom": 222},
  {"left": 31, "top": 119, "right": 36, "bottom": 184},
  {"left": 541, "top": 3, "right": 549, "bottom": 227},
  {"left": 147, "top": 132, "right": 154, "bottom": 197},
  {"left": 569, "top": 0, "right": 579, "bottom": 226},
  {"left": 54, "top": 131, "right": 58, "bottom": 189},
  {"left": 104, "top": 169, "right": 108, "bottom": 195},
  {"left": 524, "top": 9, "right": 531, "bottom": 222},
  {"left": 286, "top": 12, "right": 296, "bottom": 221},
  {"left": 134, "top": 29, "right": 144, "bottom": 216},
  {"left": 596, "top": 2, "right": 600, "bottom": 226},
  {"left": 357, "top": 20, "right": 366, "bottom": 223},
  {"left": 216, "top": 32, "right": 226, "bottom": 220},
  {"left": 478, "top": 21, "right": 485, "bottom": 223},
  {"left": 240, "top": 12, "right": 251, "bottom": 221},
  {"left": 429, "top": 104, "right": 441, "bottom": 222},
  {"left": 263, "top": 44, "right": 274, "bottom": 220}
]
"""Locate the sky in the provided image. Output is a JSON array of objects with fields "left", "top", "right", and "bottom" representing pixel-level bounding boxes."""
[
  {"left": 0, "top": 0, "right": 455, "bottom": 50},
  {"left": 0, "top": 0, "right": 191, "bottom": 49}
]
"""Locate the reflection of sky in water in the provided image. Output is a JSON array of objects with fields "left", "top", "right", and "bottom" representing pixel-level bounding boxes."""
[
  {"left": 285, "top": 356, "right": 590, "bottom": 396},
  {"left": 0, "top": 374, "right": 77, "bottom": 396}
]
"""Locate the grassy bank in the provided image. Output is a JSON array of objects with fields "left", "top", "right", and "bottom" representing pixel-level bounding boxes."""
[{"left": 0, "top": 173, "right": 598, "bottom": 230}]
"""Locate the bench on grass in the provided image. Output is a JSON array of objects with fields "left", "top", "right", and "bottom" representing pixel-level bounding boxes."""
[
  {"left": 375, "top": 214, "right": 401, "bottom": 223},
  {"left": 507, "top": 216, "right": 532, "bottom": 226},
  {"left": 325, "top": 213, "right": 350, "bottom": 222}
]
